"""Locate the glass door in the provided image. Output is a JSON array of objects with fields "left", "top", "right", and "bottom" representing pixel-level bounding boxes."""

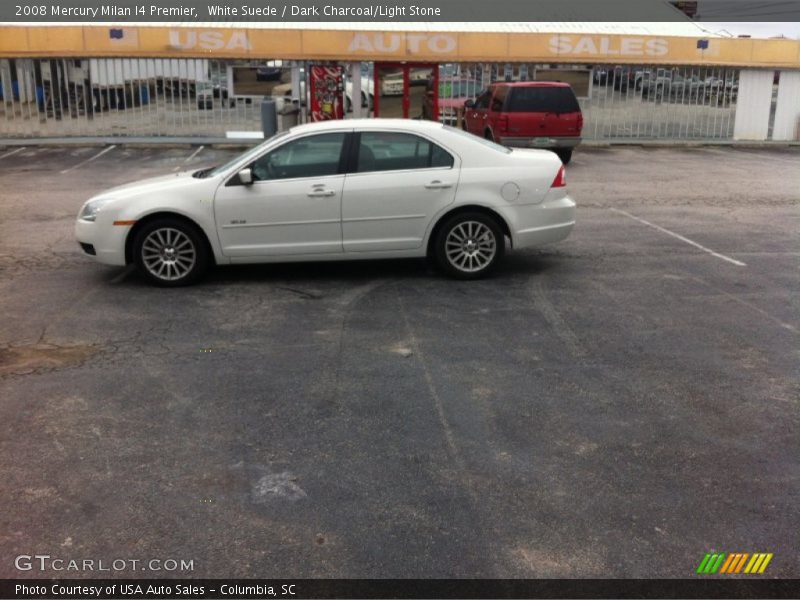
[{"left": 373, "top": 62, "right": 438, "bottom": 120}]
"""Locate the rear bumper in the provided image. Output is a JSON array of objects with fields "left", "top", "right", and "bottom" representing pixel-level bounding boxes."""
[
  {"left": 515, "top": 220, "right": 575, "bottom": 247},
  {"left": 499, "top": 136, "right": 581, "bottom": 149},
  {"left": 509, "top": 194, "right": 576, "bottom": 249}
]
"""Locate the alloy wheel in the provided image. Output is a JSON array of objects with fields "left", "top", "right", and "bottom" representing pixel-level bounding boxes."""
[
  {"left": 444, "top": 220, "right": 497, "bottom": 273},
  {"left": 141, "top": 227, "right": 197, "bottom": 282}
]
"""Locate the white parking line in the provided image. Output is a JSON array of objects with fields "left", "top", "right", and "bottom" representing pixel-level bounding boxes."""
[
  {"left": 173, "top": 145, "right": 205, "bottom": 172},
  {"left": 610, "top": 207, "right": 747, "bottom": 267},
  {"left": 0, "top": 147, "right": 26, "bottom": 160},
  {"left": 60, "top": 145, "right": 117, "bottom": 174}
]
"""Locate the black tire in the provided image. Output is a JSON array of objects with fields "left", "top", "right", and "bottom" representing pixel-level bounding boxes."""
[
  {"left": 484, "top": 129, "right": 494, "bottom": 142},
  {"left": 433, "top": 212, "right": 505, "bottom": 280},
  {"left": 132, "top": 218, "right": 210, "bottom": 287},
  {"left": 554, "top": 149, "right": 573, "bottom": 164}
]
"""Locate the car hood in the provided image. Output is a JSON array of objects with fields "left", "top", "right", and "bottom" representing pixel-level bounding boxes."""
[{"left": 92, "top": 170, "right": 205, "bottom": 201}]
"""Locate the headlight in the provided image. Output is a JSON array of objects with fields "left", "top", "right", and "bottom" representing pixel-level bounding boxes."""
[{"left": 78, "top": 198, "right": 113, "bottom": 222}]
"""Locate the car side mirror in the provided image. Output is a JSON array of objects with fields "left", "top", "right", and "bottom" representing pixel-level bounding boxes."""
[
  {"left": 238, "top": 168, "right": 253, "bottom": 185},
  {"left": 464, "top": 99, "right": 475, "bottom": 108}
]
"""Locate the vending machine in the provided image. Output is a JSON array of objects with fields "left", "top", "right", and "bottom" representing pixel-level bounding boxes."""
[{"left": 309, "top": 65, "right": 344, "bottom": 121}]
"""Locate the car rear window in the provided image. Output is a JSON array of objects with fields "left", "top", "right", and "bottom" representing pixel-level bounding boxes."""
[
  {"left": 504, "top": 86, "right": 581, "bottom": 113},
  {"left": 356, "top": 132, "right": 454, "bottom": 173}
]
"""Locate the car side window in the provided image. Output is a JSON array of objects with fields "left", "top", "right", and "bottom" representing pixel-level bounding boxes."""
[
  {"left": 491, "top": 86, "right": 507, "bottom": 111},
  {"left": 251, "top": 132, "right": 345, "bottom": 181},
  {"left": 356, "top": 132, "right": 454, "bottom": 173},
  {"left": 474, "top": 89, "right": 491, "bottom": 110}
]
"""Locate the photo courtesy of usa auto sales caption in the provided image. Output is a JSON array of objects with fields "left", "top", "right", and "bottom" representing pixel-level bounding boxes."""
[
  {"left": 75, "top": 120, "right": 575, "bottom": 286},
  {"left": 17, "top": 583, "right": 299, "bottom": 596}
]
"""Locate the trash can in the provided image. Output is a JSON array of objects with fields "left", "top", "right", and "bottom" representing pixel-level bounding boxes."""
[
  {"left": 261, "top": 98, "right": 277, "bottom": 138},
  {"left": 278, "top": 99, "right": 301, "bottom": 130}
]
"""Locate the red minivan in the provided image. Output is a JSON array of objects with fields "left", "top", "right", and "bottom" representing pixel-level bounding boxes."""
[{"left": 463, "top": 82, "right": 583, "bottom": 164}]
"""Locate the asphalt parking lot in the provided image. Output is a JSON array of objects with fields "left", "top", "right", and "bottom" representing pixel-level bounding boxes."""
[{"left": 0, "top": 143, "right": 798, "bottom": 578}]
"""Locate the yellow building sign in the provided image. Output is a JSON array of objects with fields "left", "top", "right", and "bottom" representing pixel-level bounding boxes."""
[{"left": 1, "top": 26, "right": 799, "bottom": 68}]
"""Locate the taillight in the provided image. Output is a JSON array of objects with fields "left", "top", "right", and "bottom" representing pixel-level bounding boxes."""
[
  {"left": 576, "top": 113, "right": 584, "bottom": 132},
  {"left": 551, "top": 165, "right": 566, "bottom": 188}
]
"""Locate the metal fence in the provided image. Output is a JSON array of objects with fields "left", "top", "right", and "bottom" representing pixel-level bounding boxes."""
[
  {"left": 0, "top": 58, "right": 284, "bottom": 139},
  {"left": 430, "top": 63, "right": 741, "bottom": 140},
  {"left": 581, "top": 65, "right": 740, "bottom": 140},
  {"left": 0, "top": 57, "right": 745, "bottom": 142}
]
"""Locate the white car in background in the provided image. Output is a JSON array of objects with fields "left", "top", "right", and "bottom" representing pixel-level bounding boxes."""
[
  {"left": 75, "top": 119, "right": 575, "bottom": 286},
  {"left": 380, "top": 76, "right": 404, "bottom": 96}
]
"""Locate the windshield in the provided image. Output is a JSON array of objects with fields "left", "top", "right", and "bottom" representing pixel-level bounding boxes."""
[
  {"left": 443, "top": 125, "right": 511, "bottom": 154},
  {"left": 201, "top": 131, "right": 291, "bottom": 178}
]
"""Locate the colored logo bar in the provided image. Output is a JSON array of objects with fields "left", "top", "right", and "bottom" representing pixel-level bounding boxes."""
[{"left": 697, "top": 553, "right": 773, "bottom": 574}]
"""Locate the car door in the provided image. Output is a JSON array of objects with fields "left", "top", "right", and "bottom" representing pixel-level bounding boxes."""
[
  {"left": 341, "top": 130, "right": 459, "bottom": 252},
  {"left": 465, "top": 88, "right": 491, "bottom": 135},
  {"left": 214, "top": 131, "right": 349, "bottom": 257},
  {"left": 486, "top": 85, "right": 508, "bottom": 138}
]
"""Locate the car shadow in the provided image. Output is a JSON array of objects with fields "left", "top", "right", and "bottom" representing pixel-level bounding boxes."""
[{"left": 108, "top": 252, "right": 564, "bottom": 288}]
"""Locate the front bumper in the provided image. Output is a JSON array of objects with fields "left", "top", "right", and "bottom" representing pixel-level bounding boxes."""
[
  {"left": 499, "top": 136, "right": 582, "bottom": 149},
  {"left": 75, "top": 218, "right": 129, "bottom": 266}
]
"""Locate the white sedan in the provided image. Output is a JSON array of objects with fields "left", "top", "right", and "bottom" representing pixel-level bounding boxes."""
[{"left": 75, "top": 119, "right": 575, "bottom": 286}]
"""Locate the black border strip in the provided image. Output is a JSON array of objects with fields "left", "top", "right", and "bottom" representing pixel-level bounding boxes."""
[{"left": 3, "top": 579, "right": 800, "bottom": 599}]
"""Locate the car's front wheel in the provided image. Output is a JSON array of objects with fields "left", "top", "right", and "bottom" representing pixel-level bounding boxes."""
[
  {"left": 133, "top": 218, "right": 210, "bottom": 286},
  {"left": 433, "top": 212, "right": 504, "bottom": 279}
]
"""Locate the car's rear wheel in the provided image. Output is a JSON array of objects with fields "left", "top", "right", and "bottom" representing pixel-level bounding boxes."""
[
  {"left": 133, "top": 218, "right": 209, "bottom": 286},
  {"left": 433, "top": 212, "right": 504, "bottom": 279},
  {"left": 555, "top": 149, "right": 573, "bottom": 164}
]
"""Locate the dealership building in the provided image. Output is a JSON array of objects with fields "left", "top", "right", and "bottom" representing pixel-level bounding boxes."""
[{"left": 1, "top": 20, "right": 799, "bottom": 143}]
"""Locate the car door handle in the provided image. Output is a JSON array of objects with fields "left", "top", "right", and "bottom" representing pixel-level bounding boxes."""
[
  {"left": 425, "top": 181, "right": 452, "bottom": 189},
  {"left": 307, "top": 190, "right": 336, "bottom": 197}
]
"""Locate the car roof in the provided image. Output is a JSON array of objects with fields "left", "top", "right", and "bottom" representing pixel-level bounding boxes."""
[
  {"left": 289, "top": 118, "right": 445, "bottom": 135},
  {"left": 492, "top": 81, "right": 572, "bottom": 88}
]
